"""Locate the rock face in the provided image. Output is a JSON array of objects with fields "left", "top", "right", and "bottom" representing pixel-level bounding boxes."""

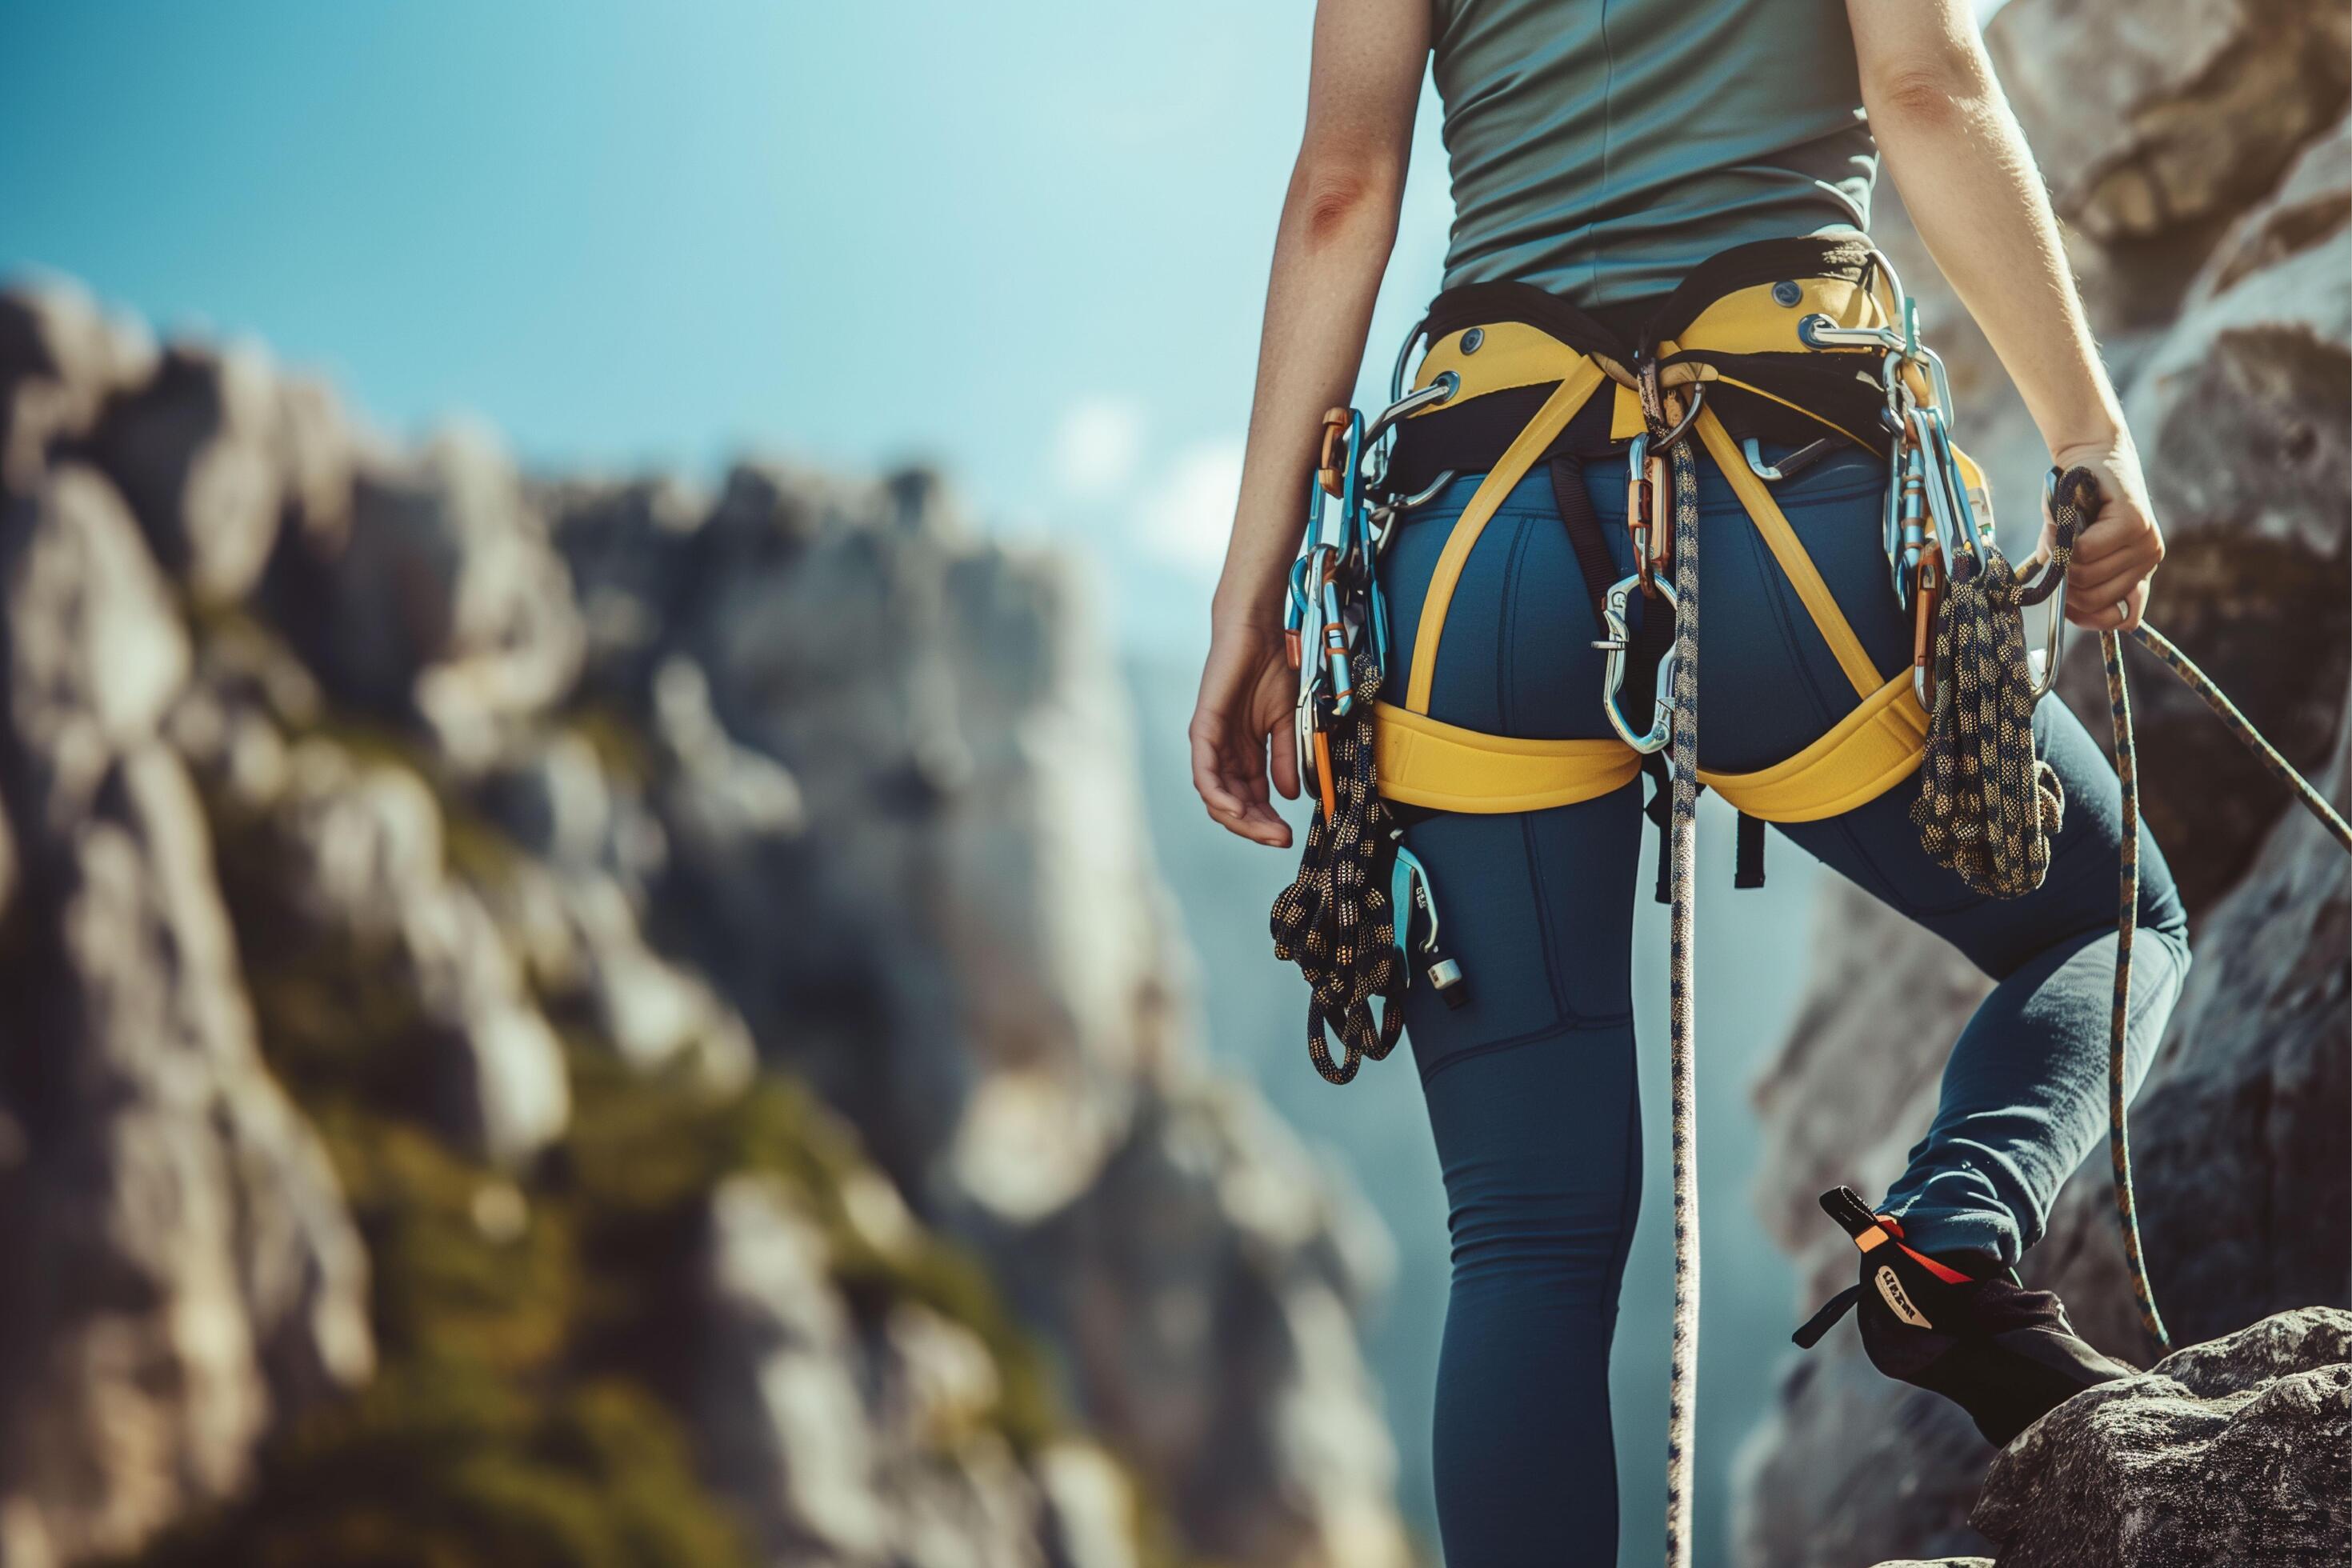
[
  {"left": 0, "top": 266, "right": 1406, "bottom": 1567},
  {"left": 0, "top": 466, "right": 373, "bottom": 1567},
  {"left": 1738, "top": 5, "right": 2350, "bottom": 1566},
  {"left": 1985, "top": 0, "right": 2350, "bottom": 242},
  {"left": 1961, "top": 1308, "right": 2352, "bottom": 1568}
]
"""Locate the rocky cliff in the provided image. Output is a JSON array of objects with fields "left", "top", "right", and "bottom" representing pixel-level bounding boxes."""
[
  {"left": 0, "top": 278, "right": 1408, "bottom": 1567},
  {"left": 1736, "top": 2, "right": 2351, "bottom": 1565}
]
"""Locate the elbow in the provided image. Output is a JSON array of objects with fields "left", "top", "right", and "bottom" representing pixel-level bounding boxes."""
[
  {"left": 1865, "top": 51, "right": 1997, "bottom": 132},
  {"left": 1291, "top": 151, "right": 1404, "bottom": 251}
]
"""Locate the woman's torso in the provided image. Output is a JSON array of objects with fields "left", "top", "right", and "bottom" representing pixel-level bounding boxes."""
[{"left": 1430, "top": 0, "right": 1878, "bottom": 310}]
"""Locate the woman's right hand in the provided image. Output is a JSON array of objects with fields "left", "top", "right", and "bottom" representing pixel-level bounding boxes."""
[
  {"left": 1189, "top": 619, "right": 1300, "bottom": 848},
  {"left": 2042, "top": 432, "right": 2166, "bottom": 632}
]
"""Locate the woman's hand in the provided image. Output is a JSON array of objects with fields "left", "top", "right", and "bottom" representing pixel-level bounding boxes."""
[
  {"left": 1190, "top": 618, "right": 1300, "bottom": 847},
  {"left": 2042, "top": 433, "right": 2166, "bottom": 631}
]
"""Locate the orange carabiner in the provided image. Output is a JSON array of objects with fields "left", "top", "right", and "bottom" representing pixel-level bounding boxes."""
[{"left": 1317, "top": 406, "right": 1352, "bottom": 498}]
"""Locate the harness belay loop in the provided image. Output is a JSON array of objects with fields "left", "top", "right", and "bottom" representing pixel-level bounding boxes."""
[
  {"left": 1910, "top": 535, "right": 2065, "bottom": 898},
  {"left": 1268, "top": 638, "right": 1406, "bottom": 1085}
]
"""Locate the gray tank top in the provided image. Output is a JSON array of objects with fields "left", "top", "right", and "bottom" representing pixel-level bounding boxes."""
[{"left": 1430, "top": 0, "right": 1878, "bottom": 311}]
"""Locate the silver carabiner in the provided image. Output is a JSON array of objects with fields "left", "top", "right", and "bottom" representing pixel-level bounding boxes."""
[
  {"left": 2027, "top": 470, "right": 2071, "bottom": 701},
  {"left": 1593, "top": 574, "right": 1680, "bottom": 754}
]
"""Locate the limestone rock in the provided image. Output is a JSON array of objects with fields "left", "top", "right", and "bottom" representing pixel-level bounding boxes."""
[
  {"left": 2, "top": 468, "right": 191, "bottom": 830},
  {"left": 0, "top": 279, "right": 155, "bottom": 490},
  {"left": 2199, "top": 112, "right": 2352, "bottom": 297},
  {"left": 0, "top": 465, "right": 370, "bottom": 1567},
  {"left": 0, "top": 278, "right": 1410, "bottom": 1568},
  {"left": 260, "top": 738, "right": 573, "bottom": 1164},
  {"left": 278, "top": 425, "right": 584, "bottom": 765},
  {"left": 1986, "top": 0, "right": 2352, "bottom": 242},
  {"left": 90, "top": 342, "right": 286, "bottom": 606},
  {"left": 693, "top": 1174, "right": 1082, "bottom": 1568},
  {"left": 1966, "top": 1309, "right": 2352, "bottom": 1566}
]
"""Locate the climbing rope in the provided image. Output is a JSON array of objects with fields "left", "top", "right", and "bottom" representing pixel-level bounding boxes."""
[
  {"left": 2128, "top": 622, "right": 2352, "bottom": 854},
  {"left": 1911, "top": 517, "right": 2066, "bottom": 898},
  {"left": 1658, "top": 419, "right": 1704, "bottom": 1568},
  {"left": 1268, "top": 634, "right": 1406, "bottom": 1085}
]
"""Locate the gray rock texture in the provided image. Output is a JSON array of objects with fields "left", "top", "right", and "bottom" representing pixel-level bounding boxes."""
[
  {"left": 0, "top": 266, "right": 1406, "bottom": 1567},
  {"left": 1986, "top": 0, "right": 2350, "bottom": 242},
  {"left": 0, "top": 466, "right": 373, "bottom": 1568},
  {"left": 1959, "top": 1309, "right": 2352, "bottom": 1567}
]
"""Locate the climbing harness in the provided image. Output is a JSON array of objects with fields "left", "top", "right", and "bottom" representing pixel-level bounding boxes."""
[{"left": 1266, "top": 234, "right": 2352, "bottom": 1554}]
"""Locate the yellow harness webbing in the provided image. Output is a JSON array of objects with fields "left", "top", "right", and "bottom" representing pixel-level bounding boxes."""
[
  {"left": 1402, "top": 357, "right": 1608, "bottom": 714},
  {"left": 1373, "top": 274, "right": 1939, "bottom": 824}
]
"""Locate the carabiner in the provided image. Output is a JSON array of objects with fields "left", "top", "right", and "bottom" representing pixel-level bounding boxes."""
[
  {"left": 1626, "top": 434, "right": 1664, "bottom": 595},
  {"left": 1593, "top": 574, "right": 1680, "bottom": 754},
  {"left": 2026, "top": 468, "right": 2070, "bottom": 701}
]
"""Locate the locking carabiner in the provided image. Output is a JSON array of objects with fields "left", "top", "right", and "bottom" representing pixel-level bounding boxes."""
[{"left": 1593, "top": 574, "right": 1681, "bottom": 754}]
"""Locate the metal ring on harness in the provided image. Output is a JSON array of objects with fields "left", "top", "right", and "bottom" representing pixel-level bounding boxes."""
[{"left": 1594, "top": 574, "right": 1680, "bottom": 754}]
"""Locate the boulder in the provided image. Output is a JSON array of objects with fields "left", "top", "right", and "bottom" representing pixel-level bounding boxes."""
[
  {"left": 90, "top": 342, "right": 286, "bottom": 606},
  {"left": 692, "top": 1173, "right": 1081, "bottom": 1568},
  {"left": 260, "top": 738, "right": 573, "bottom": 1165},
  {"left": 1965, "top": 1309, "right": 2352, "bottom": 1566},
  {"left": 1742, "top": 81, "right": 2349, "bottom": 1565},
  {"left": 278, "top": 425, "right": 584, "bottom": 765},
  {"left": 0, "top": 279, "right": 155, "bottom": 490}
]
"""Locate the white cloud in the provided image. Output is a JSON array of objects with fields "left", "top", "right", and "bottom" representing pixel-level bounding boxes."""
[
  {"left": 1137, "top": 438, "right": 1246, "bottom": 574},
  {"left": 1050, "top": 396, "right": 1145, "bottom": 500}
]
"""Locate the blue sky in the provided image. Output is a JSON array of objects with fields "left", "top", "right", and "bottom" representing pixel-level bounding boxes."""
[{"left": 2, "top": 1, "right": 1446, "bottom": 646}]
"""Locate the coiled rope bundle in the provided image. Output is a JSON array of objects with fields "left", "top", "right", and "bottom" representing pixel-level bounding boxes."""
[
  {"left": 1268, "top": 640, "right": 1406, "bottom": 1086},
  {"left": 1911, "top": 528, "right": 2067, "bottom": 898}
]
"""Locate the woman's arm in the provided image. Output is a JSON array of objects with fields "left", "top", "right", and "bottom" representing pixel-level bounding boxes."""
[
  {"left": 1190, "top": 0, "right": 1429, "bottom": 848},
  {"left": 1849, "top": 0, "right": 2163, "bottom": 630}
]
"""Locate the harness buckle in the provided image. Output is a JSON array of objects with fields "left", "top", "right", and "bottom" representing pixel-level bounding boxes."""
[{"left": 1594, "top": 574, "right": 1680, "bottom": 754}]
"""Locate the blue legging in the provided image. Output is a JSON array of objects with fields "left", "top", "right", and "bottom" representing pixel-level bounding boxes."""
[{"left": 1377, "top": 442, "right": 2190, "bottom": 1566}]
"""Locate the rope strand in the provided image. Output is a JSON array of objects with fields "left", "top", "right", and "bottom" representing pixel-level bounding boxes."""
[
  {"left": 1662, "top": 434, "right": 1702, "bottom": 1568},
  {"left": 2100, "top": 629, "right": 2167, "bottom": 1354}
]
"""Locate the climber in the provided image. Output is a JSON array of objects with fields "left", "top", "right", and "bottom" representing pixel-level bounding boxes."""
[{"left": 1189, "top": 2, "right": 2185, "bottom": 1563}]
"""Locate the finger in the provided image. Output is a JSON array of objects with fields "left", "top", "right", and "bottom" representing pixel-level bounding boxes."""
[
  {"left": 1191, "top": 730, "right": 1293, "bottom": 847},
  {"left": 1190, "top": 729, "right": 1254, "bottom": 822},
  {"left": 2066, "top": 555, "right": 2158, "bottom": 610},
  {"left": 1201, "top": 782, "right": 1291, "bottom": 847},
  {"left": 2064, "top": 578, "right": 2148, "bottom": 633},
  {"left": 1270, "top": 722, "right": 1300, "bottom": 801},
  {"left": 2066, "top": 510, "right": 2155, "bottom": 567}
]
